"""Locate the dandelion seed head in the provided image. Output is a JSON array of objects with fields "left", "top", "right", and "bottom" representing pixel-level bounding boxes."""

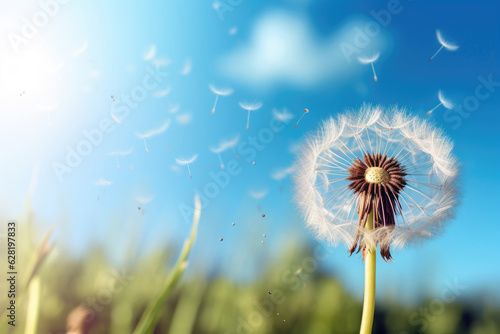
[
  {"left": 436, "top": 30, "right": 459, "bottom": 51},
  {"left": 294, "top": 105, "right": 459, "bottom": 259}
]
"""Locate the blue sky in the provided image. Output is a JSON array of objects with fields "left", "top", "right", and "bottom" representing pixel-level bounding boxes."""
[{"left": 0, "top": 0, "right": 499, "bottom": 303}]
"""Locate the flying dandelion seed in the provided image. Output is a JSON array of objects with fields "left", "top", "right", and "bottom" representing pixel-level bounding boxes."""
[
  {"left": 153, "top": 57, "right": 171, "bottom": 67},
  {"left": 38, "top": 102, "right": 60, "bottom": 128},
  {"left": 176, "top": 113, "right": 192, "bottom": 125},
  {"left": 229, "top": 26, "right": 238, "bottom": 35},
  {"left": 263, "top": 234, "right": 266, "bottom": 238},
  {"left": 220, "top": 237, "right": 223, "bottom": 242},
  {"left": 135, "top": 196, "right": 154, "bottom": 204},
  {"left": 92, "top": 178, "right": 112, "bottom": 186},
  {"left": 253, "top": 161, "right": 256, "bottom": 165},
  {"left": 261, "top": 241, "right": 265, "bottom": 244},
  {"left": 294, "top": 105, "right": 459, "bottom": 333},
  {"left": 239, "top": 101, "right": 263, "bottom": 130},
  {"left": 427, "top": 90, "right": 454, "bottom": 115},
  {"left": 153, "top": 86, "right": 172, "bottom": 98},
  {"left": 210, "top": 136, "right": 239, "bottom": 169},
  {"left": 72, "top": 40, "right": 88, "bottom": 57},
  {"left": 262, "top": 214, "right": 266, "bottom": 218},
  {"left": 175, "top": 154, "right": 198, "bottom": 179},
  {"left": 209, "top": 84, "right": 233, "bottom": 114},
  {"left": 169, "top": 103, "right": 180, "bottom": 114},
  {"left": 225, "top": 135, "right": 240, "bottom": 158},
  {"left": 294, "top": 109, "right": 310, "bottom": 128},
  {"left": 108, "top": 147, "right": 134, "bottom": 169},
  {"left": 358, "top": 53, "right": 380, "bottom": 82},
  {"left": 273, "top": 108, "right": 294, "bottom": 130},
  {"left": 210, "top": 144, "right": 228, "bottom": 169},
  {"left": 135, "top": 119, "right": 171, "bottom": 153},
  {"left": 249, "top": 190, "right": 269, "bottom": 200},
  {"left": 232, "top": 223, "right": 235, "bottom": 226},
  {"left": 429, "top": 30, "right": 459, "bottom": 61},
  {"left": 143, "top": 44, "right": 156, "bottom": 60},
  {"left": 138, "top": 206, "right": 141, "bottom": 210},
  {"left": 271, "top": 166, "right": 296, "bottom": 181},
  {"left": 180, "top": 58, "right": 192, "bottom": 75}
]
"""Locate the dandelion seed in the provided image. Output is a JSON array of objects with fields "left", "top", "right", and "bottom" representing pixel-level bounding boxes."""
[
  {"left": 295, "top": 267, "right": 303, "bottom": 275},
  {"left": 427, "top": 90, "right": 454, "bottom": 115},
  {"left": 263, "top": 234, "right": 266, "bottom": 237},
  {"left": 252, "top": 161, "right": 256, "bottom": 165},
  {"left": 429, "top": 30, "right": 459, "bottom": 61},
  {"left": 92, "top": 178, "right": 112, "bottom": 186},
  {"left": 169, "top": 103, "right": 180, "bottom": 114},
  {"left": 209, "top": 84, "right": 233, "bottom": 114},
  {"left": 239, "top": 101, "right": 263, "bottom": 130},
  {"left": 229, "top": 26, "right": 238, "bottom": 35},
  {"left": 72, "top": 40, "right": 88, "bottom": 57},
  {"left": 135, "top": 196, "right": 154, "bottom": 204},
  {"left": 138, "top": 206, "right": 141, "bottom": 210},
  {"left": 277, "top": 313, "right": 279, "bottom": 316},
  {"left": 38, "top": 102, "right": 59, "bottom": 128},
  {"left": 143, "top": 44, "right": 156, "bottom": 60},
  {"left": 271, "top": 166, "right": 295, "bottom": 181},
  {"left": 261, "top": 241, "right": 265, "bottom": 244},
  {"left": 294, "top": 105, "right": 460, "bottom": 334},
  {"left": 273, "top": 108, "right": 294, "bottom": 123},
  {"left": 358, "top": 53, "right": 380, "bottom": 82},
  {"left": 108, "top": 147, "right": 133, "bottom": 169},
  {"left": 294, "top": 109, "right": 310, "bottom": 128},
  {"left": 176, "top": 113, "right": 192, "bottom": 125},
  {"left": 175, "top": 154, "right": 198, "bottom": 179},
  {"left": 180, "top": 58, "right": 192, "bottom": 75},
  {"left": 249, "top": 190, "right": 269, "bottom": 200},
  {"left": 153, "top": 57, "right": 171, "bottom": 67},
  {"left": 220, "top": 237, "right": 223, "bottom": 241},
  {"left": 135, "top": 120, "right": 171, "bottom": 153},
  {"left": 153, "top": 86, "right": 172, "bottom": 98},
  {"left": 232, "top": 223, "right": 235, "bottom": 226},
  {"left": 262, "top": 214, "right": 266, "bottom": 218},
  {"left": 268, "top": 291, "right": 272, "bottom": 294},
  {"left": 210, "top": 136, "right": 238, "bottom": 169}
]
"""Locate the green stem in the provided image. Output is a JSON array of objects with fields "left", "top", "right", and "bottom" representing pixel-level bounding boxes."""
[{"left": 359, "top": 210, "right": 376, "bottom": 334}]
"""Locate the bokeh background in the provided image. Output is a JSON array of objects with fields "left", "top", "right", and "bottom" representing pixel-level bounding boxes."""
[{"left": 1, "top": 0, "right": 499, "bottom": 333}]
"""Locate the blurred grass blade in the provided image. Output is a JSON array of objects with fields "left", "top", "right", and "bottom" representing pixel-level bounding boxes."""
[
  {"left": 23, "top": 225, "right": 55, "bottom": 289},
  {"left": 24, "top": 276, "right": 41, "bottom": 334},
  {"left": 132, "top": 195, "right": 201, "bottom": 334},
  {"left": 168, "top": 281, "right": 206, "bottom": 334}
]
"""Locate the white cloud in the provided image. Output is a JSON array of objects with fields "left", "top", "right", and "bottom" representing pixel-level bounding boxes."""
[{"left": 220, "top": 10, "right": 388, "bottom": 89}]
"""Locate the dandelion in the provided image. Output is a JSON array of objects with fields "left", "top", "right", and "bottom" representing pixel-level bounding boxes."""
[
  {"left": 135, "top": 120, "right": 171, "bottom": 153},
  {"left": 108, "top": 147, "right": 133, "bottom": 169},
  {"left": 294, "top": 105, "right": 459, "bottom": 334},
  {"left": 175, "top": 154, "right": 198, "bottom": 179},
  {"left": 294, "top": 109, "right": 310, "bottom": 128},
  {"left": 209, "top": 84, "right": 233, "bottom": 114},
  {"left": 239, "top": 101, "right": 263, "bottom": 130},
  {"left": 358, "top": 53, "right": 380, "bottom": 82},
  {"left": 429, "top": 30, "right": 459, "bottom": 61},
  {"left": 427, "top": 90, "right": 454, "bottom": 115}
]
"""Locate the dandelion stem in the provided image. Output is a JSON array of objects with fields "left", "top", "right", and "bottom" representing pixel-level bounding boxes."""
[
  {"left": 427, "top": 102, "right": 442, "bottom": 115},
  {"left": 360, "top": 210, "right": 376, "bottom": 334},
  {"left": 429, "top": 45, "right": 444, "bottom": 61}
]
